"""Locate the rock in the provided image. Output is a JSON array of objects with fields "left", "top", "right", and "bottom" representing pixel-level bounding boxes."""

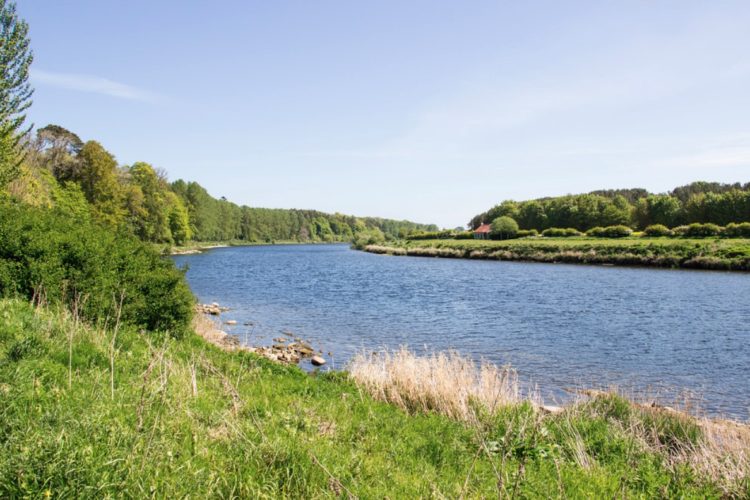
[
  {"left": 224, "top": 320, "right": 237, "bottom": 325},
  {"left": 296, "top": 342, "right": 315, "bottom": 354},
  {"left": 311, "top": 355, "right": 326, "bottom": 366},
  {"left": 273, "top": 337, "right": 286, "bottom": 343}
]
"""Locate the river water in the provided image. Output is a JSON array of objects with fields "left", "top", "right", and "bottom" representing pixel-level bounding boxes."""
[{"left": 173, "top": 244, "right": 750, "bottom": 420}]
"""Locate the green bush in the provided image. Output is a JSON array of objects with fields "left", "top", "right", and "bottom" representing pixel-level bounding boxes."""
[
  {"left": 723, "top": 222, "right": 750, "bottom": 238},
  {"left": 671, "top": 225, "right": 689, "bottom": 237},
  {"left": 587, "top": 226, "right": 632, "bottom": 238},
  {"left": 453, "top": 231, "right": 474, "bottom": 240},
  {"left": 541, "top": 227, "right": 581, "bottom": 237},
  {"left": 604, "top": 225, "right": 632, "bottom": 238},
  {"left": 643, "top": 224, "right": 672, "bottom": 237},
  {"left": 683, "top": 223, "right": 722, "bottom": 238},
  {"left": 352, "top": 228, "right": 385, "bottom": 248},
  {"left": 490, "top": 216, "right": 519, "bottom": 239},
  {"left": 516, "top": 229, "right": 538, "bottom": 238},
  {"left": 0, "top": 202, "right": 194, "bottom": 336}
]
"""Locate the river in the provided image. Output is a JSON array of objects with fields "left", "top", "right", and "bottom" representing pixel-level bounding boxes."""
[{"left": 173, "top": 243, "right": 750, "bottom": 420}]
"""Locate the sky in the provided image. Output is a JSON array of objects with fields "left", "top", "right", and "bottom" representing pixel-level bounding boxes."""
[{"left": 19, "top": 1, "right": 750, "bottom": 228}]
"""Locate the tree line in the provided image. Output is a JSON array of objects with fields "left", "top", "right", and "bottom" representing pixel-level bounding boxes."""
[
  {"left": 3, "top": 123, "right": 437, "bottom": 246},
  {"left": 470, "top": 182, "right": 750, "bottom": 232}
]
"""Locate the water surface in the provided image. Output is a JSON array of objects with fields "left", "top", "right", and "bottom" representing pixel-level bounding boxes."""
[{"left": 174, "top": 244, "right": 750, "bottom": 419}]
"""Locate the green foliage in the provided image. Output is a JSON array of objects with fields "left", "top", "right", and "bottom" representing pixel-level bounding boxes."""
[
  {"left": 472, "top": 181, "right": 750, "bottom": 233},
  {"left": 683, "top": 223, "right": 722, "bottom": 238},
  {"left": 541, "top": 227, "right": 581, "bottom": 237},
  {"left": 587, "top": 225, "right": 633, "bottom": 238},
  {"left": 10, "top": 125, "right": 435, "bottom": 247},
  {"left": 0, "top": 201, "right": 193, "bottom": 335},
  {"left": 642, "top": 224, "right": 672, "bottom": 237},
  {"left": 516, "top": 229, "right": 538, "bottom": 238},
  {"left": 71, "top": 141, "right": 125, "bottom": 226},
  {"left": 409, "top": 229, "right": 460, "bottom": 240},
  {"left": 724, "top": 222, "right": 750, "bottom": 238},
  {"left": 0, "top": 0, "right": 33, "bottom": 186},
  {"left": 490, "top": 216, "right": 519, "bottom": 239},
  {"left": 352, "top": 228, "right": 386, "bottom": 249}
]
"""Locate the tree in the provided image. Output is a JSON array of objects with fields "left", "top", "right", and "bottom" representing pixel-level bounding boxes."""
[
  {"left": 490, "top": 216, "right": 519, "bottom": 239},
  {"left": 34, "top": 124, "right": 83, "bottom": 181},
  {"left": 0, "top": 0, "right": 34, "bottom": 186},
  {"left": 73, "top": 141, "right": 125, "bottom": 226}
]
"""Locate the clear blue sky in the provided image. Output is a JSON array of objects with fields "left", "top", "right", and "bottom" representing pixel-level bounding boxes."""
[{"left": 19, "top": 1, "right": 750, "bottom": 228}]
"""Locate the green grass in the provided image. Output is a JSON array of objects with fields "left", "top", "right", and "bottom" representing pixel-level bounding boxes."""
[
  {"left": 0, "top": 298, "right": 743, "bottom": 497},
  {"left": 365, "top": 237, "right": 750, "bottom": 271}
]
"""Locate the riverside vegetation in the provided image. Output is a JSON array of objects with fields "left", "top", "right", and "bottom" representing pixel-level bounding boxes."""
[{"left": 363, "top": 236, "right": 750, "bottom": 271}]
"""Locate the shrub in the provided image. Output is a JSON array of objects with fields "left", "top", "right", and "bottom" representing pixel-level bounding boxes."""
[
  {"left": 588, "top": 226, "right": 633, "bottom": 238},
  {"left": 601, "top": 225, "right": 633, "bottom": 238},
  {"left": 0, "top": 202, "right": 194, "bottom": 336},
  {"left": 542, "top": 227, "right": 581, "bottom": 237},
  {"left": 490, "top": 216, "right": 519, "bottom": 239},
  {"left": 453, "top": 231, "right": 474, "bottom": 240},
  {"left": 723, "top": 222, "right": 750, "bottom": 238},
  {"left": 671, "top": 225, "right": 690, "bottom": 237},
  {"left": 516, "top": 229, "right": 538, "bottom": 238},
  {"left": 352, "top": 228, "right": 385, "bottom": 248},
  {"left": 643, "top": 224, "right": 672, "bottom": 237},
  {"left": 683, "top": 223, "right": 722, "bottom": 238},
  {"left": 408, "top": 230, "right": 457, "bottom": 240}
]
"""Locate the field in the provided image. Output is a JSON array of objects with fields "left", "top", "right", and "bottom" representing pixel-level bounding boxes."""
[
  {"left": 1, "top": 298, "right": 749, "bottom": 497},
  {"left": 364, "top": 237, "right": 750, "bottom": 271}
]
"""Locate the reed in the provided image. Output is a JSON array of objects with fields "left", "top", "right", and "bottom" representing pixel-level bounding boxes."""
[{"left": 348, "top": 347, "right": 523, "bottom": 422}]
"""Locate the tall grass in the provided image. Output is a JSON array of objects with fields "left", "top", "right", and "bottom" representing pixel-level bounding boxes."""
[{"left": 349, "top": 347, "right": 524, "bottom": 422}]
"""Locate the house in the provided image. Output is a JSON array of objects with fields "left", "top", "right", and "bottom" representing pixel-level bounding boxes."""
[{"left": 473, "top": 223, "right": 491, "bottom": 240}]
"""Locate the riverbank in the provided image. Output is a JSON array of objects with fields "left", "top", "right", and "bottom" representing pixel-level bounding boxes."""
[
  {"left": 1, "top": 298, "right": 748, "bottom": 497},
  {"left": 165, "top": 240, "right": 346, "bottom": 255},
  {"left": 363, "top": 237, "right": 750, "bottom": 271}
]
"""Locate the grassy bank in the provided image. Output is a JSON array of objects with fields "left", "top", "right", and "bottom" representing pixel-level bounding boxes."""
[
  {"left": 364, "top": 237, "right": 750, "bottom": 271},
  {"left": 1, "top": 299, "right": 748, "bottom": 497}
]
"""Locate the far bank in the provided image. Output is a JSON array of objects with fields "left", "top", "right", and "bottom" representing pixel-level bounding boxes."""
[{"left": 361, "top": 237, "right": 750, "bottom": 271}]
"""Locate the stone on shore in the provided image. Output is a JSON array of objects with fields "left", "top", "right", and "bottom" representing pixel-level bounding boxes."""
[{"left": 311, "top": 355, "right": 326, "bottom": 366}]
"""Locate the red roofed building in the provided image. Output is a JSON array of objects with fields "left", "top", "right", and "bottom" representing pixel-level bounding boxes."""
[{"left": 473, "top": 223, "right": 491, "bottom": 240}]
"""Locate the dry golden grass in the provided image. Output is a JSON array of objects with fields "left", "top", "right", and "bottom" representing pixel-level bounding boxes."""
[
  {"left": 348, "top": 347, "right": 524, "bottom": 422},
  {"left": 685, "top": 418, "right": 750, "bottom": 493}
]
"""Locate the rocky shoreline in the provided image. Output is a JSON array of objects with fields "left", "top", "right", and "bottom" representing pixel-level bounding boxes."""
[
  {"left": 193, "top": 303, "right": 327, "bottom": 366},
  {"left": 170, "top": 244, "right": 229, "bottom": 255}
]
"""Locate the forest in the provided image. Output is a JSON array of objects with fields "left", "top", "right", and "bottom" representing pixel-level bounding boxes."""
[
  {"left": 4, "top": 124, "right": 437, "bottom": 247},
  {"left": 470, "top": 183, "right": 750, "bottom": 232}
]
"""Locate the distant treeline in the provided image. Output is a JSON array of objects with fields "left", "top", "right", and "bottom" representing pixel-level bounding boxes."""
[
  {"left": 470, "top": 183, "right": 750, "bottom": 231},
  {"left": 8, "top": 124, "right": 437, "bottom": 246}
]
